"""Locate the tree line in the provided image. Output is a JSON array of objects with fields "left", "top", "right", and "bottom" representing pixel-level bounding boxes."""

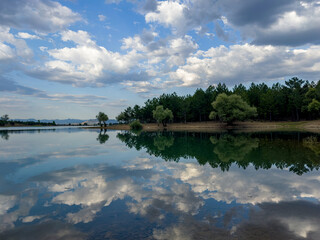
[
  {"left": 0, "top": 115, "right": 57, "bottom": 127},
  {"left": 116, "top": 77, "right": 320, "bottom": 123}
]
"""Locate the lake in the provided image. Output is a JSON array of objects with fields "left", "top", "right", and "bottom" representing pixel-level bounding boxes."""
[{"left": 0, "top": 128, "right": 320, "bottom": 239}]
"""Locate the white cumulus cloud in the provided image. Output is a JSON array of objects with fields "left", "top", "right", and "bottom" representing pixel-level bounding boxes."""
[{"left": 171, "top": 44, "right": 320, "bottom": 87}]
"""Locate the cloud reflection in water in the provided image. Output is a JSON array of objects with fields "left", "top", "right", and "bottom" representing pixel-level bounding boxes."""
[{"left": 0, "top": 129, "right": 320, "bottom": 239}]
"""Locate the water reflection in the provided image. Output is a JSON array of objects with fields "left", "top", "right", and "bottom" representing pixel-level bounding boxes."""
[
  {"left": 153, "top": 134, "right": 174, "bottom": 151},
  {"left": 303, "top": 136, "right": 320, "bottom": 156},
  {"left": 0, "top": 131, "right": 9, "bottom": 140},
  {"left": 96, "top": 130, "right": 109, "bottom": 144},
  {"left": 0, "top": 220, "right": 86, "bottom": 240},
  {"left": 210, "top": 134, "right": 259, "bottom": 162},
  {"left": 117, "top": 131, "right": 320, "bottom": 175},
  {"left": 154, "top": 200, "right": 320, "bottom": 240},
  {"left": 0, "top": 128, "right": 320, "bottom": 239}
]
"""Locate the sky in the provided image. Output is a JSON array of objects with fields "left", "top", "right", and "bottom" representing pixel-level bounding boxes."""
[{"left": 1, "top": 0, "right": 320, "bottom": 119}]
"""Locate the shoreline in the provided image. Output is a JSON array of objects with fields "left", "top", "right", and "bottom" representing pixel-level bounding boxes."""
[
  {"left": 2, "top": 121, "right": 319, "bottom": 133},
  {"left": 87, "top": 120, "right": 320, "bottom": 133}
]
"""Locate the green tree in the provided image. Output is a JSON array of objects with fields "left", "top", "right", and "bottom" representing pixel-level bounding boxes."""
[
  {"left": 116, "top": 112, "right": 126, "bottom": 123},
  {"left": 1, "top": 114, "right": 9, "bottom": 122},
  {"left": 158, "top": 93, "right": 179, "bottom": 122},
  {"left": 180, "top": 95, "right": 192, "bottom": 123},
  {"left": 215, "top": 83, "right": 231, "bottom": 95},
  {"left": 123, "top": 107, "right": 134, "bottom": 122},
  {"left": 284, "top": 77, "right": 307, "bottom": 121},
  {"left": 142, "top": 98, "right": 160, "bottom": 123},
  {"left": 153, "top": 105, "right": 173, "bottom": 127},
  {"left": 191, "top": 89, "right": 206, "bottom": 121},
  {"left": 133, "top": 105, "right": 142, "bottom": 121},
  {"left": 209, "top": 93, "right": 257, "bottom": 124},
  {"left": 96, "top": 112, "right": 109, "bottom": 127},
  {"left": 247, "top": 83, "right": 268, "bottom": 119},
  {"left": 260, "top": 87, "right": 281, "bottom": 121},
  {"left": 233, "top": 84, "right": 248, "bottom": 102},
  {"left": 308, "top": 99, "right": 320, "bottom": 118},
  {"left": 303, "top": 87, "right": 320, "bottom": 119},
  {"left": 130, "top": 120, "right": 143, "bottom": 130}
]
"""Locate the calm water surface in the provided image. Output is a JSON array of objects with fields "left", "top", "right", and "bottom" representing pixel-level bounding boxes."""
[{"left": 1, "top": 128, "right": 320, "bottom": 239}]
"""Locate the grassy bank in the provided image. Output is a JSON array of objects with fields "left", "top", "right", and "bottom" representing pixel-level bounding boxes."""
[{"left": 88, "top": 120, "right": 320, "bottom": 133}]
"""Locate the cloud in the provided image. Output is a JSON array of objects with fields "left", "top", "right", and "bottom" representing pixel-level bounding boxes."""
[
  {"left": 145, "top": 1, "right": 187, "bottom": 34},
  {"left": 141, "top": 0, "right": 158, "bottom": 12},
  {"left": 0, "top": 42, "right": 15, "bottom": 61},
  {"left": 46, "top": 93, "right": 108, "bottom": 105},
  {"left": 98, "top": 14, "right": 106, "bottom": 21},
  {"left": 250, "top": 4, "right": 320, "bottom": 46},
  {"left": 0, "top": 26, "right": 33, "bottom": 62},
  {"left": 171, "top": 44, "right": 320, "bottom": 87},
  {"left": 105, "top": 0, "right": 122, "bottom": 3},
  {"left": 28, "top": 29, "right": 198, "bottom": 92},
  {"left": 0, "top": 96, "right": 27, "bottom": 110},
  {"left": 217, "top": 0, "right": 320, "bottom": 46},
  {"left": 214, "top": 22, "right": 229, "bottom": 41},
  {"left": 103, "top": 99, "right": 128, "bottom": 108},
  {"left": 121, "top": 79, "right": 165, "bottom": 93},
  {"left": 120, "top": 31, "right": 198, "bottom": 92},
  {"left": 143, "top": 0, "right": 223, "bottom": 35},
  {"left": 28, "top": 30, "right": 143, "bottom": 86},
  {"left": 142, "top": 0, "right": 320, "bottom": 46},
  {"left": 21, "top": 215, "right": 44, "bottom": 223},
  {"left": 222, "top": 0, "right": 295, "bottom": 28},
  {"left": 0, "top": 77, "right": 108, "bottom": 105},
  {"left": 0, "top": 77, "right": 43, "bottom": 96},
  {"left": 0, "top": 0, "right": 81, "bottom": 33},
  {"left": 16, "top": 32, "right": 41, "bottom": 40}
]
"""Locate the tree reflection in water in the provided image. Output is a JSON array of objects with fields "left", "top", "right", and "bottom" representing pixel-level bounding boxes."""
[
  {"left": 117, "top": 131, "right": 320, "bottom": 175},
  {"left": 153, "top": 133, "right": 174, "bottom": 151},
  {"left": 96, "top": 130, "right": 109, "bottom": 144},
  {"left": 0, "top": 131, "right": 9, "bottom": 140},
  {"left": 210, "top": 135, "right": 259, "bottom": 163}
]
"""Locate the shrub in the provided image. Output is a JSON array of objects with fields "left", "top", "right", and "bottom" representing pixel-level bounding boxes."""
[
  {"left": 209, "top": 93, "right": 257, "bottom": 125},
  {"left": 130, "top": 120, "right": 143, "bottom": 130}
]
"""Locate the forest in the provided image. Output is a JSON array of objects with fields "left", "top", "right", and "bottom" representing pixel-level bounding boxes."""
[{"left": 116, "top": 77, "right": 320, "bottom": 123}]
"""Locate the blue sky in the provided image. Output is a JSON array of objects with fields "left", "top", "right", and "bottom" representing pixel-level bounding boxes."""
[{"left": 1, "top": 0, "right": 320, "bottom": 119}]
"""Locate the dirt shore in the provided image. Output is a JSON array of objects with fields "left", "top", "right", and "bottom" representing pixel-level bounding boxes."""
[{"left": 88, "top": 120, "right": 320, "bottom": 133}]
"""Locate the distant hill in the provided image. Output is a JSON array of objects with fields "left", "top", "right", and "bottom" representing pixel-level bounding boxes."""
[{"left": 12, "top": 119, "right": 118, "bottom": 125}]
